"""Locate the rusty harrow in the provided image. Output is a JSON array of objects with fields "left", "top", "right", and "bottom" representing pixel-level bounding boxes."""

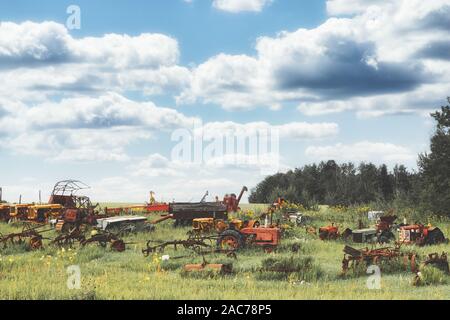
[
  {"left": 142, "top": 237, "right": 214, "bottom": 256},
  {"left": 342, "top": 245, "right": 417, "bottom": 274},
  {"left": 142, "top": 232, "right": 238, "bottom": 259}
]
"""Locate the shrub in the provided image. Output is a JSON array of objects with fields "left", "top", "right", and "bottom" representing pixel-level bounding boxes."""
[
  {"left": 257, "top": 256, "right": 322, "bottom": 282},
  {"left": 414, "top": 265, "right": 448, "bottom": 286}
]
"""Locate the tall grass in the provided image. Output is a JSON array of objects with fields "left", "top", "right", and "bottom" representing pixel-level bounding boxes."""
[{"left": 0, "top": 205, "right": 449, "bottom": 300}]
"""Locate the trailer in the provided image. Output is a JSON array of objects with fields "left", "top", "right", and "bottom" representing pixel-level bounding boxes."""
[
  {"left": 151, "top": 186, "right": 248, "bottom": 226},
  {"left": 169, "top": 202, "right": 228, "bottom": 226}
]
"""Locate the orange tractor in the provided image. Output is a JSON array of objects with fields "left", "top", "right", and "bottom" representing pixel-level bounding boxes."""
[
  {"left": 217, "top": 225, "right": 281, "bottom": 252},
  {"left": 191, "top": 194, "right": 282, "bottom": 252}
]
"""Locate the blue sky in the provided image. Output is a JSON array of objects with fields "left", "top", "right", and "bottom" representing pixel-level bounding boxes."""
[{"left": 0, "top": 0, "right": 448, "bottom": 203}]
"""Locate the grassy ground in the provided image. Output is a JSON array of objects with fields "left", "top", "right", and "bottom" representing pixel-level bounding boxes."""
[{"left": 0, "top": 204, "right": 449, "bottom": 300}]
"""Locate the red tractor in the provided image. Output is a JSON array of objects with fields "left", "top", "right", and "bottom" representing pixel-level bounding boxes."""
[
  {"left": 319, "top": 224, "right": 340, "bottom": 240},
  {"left": 399, "top": 224, "right": 447, "bottom": 246}
]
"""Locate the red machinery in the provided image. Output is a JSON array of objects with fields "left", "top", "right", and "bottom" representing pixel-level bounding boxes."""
[
  {"left": 104, "top": 191, "right": 169, "bottom": 216},
  {"left": 319, "top": 224, "right": 340, "bottom": 240},
  {"left": 49, "top": 180, "right": 100, "bottom": 232},
  {"left": 151, "top": 186, "right": 249, "bottom": 226},
  {"left": 217, "top": 226, "right": 281, "bottom": 252},
  {"left": 222, "top": 186, "right": 248, "bottom": 213},
  {"left": 105, "top": 186, "right": 248, "bottom": 223},
  {"left": 399, "top": 224, "right": 447, "bottom": 246}
]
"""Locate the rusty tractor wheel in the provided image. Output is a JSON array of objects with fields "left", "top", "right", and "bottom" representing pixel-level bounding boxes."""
[
  {"left": 319, "top": 231, "right": 328, "bottom": 240},
  {"left": 111, "top": 239, "right": 126, "bottom": 252},
  {"left": 217, "top": 230, "right": 244, "bottom": 250},
  {"left": 29, "top": 236, "right": 43, "bottom": 250}
]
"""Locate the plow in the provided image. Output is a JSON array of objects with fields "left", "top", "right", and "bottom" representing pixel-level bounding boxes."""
[
  {"left": 80, "top": 230, "right": 127, "bottom": 252},
  {"left": 50, "top": 228, "right": 86, "bottom": 248},
  {"left": 0, "top": 224, "right": 52, "bottom": 250},
  {"left": 142, "top": 235, "right": 217, "bottom": 256},
  {"left": 342, "top": 245, "right": 417, "bottom": 274}
]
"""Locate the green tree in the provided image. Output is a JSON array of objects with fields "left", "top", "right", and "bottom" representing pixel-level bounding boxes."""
[
  {"left": 418, "top": 98, "right": 450, "bottom": 216},
  {"left": 379, "top": 164, "right": 394, "bottom": 201}
]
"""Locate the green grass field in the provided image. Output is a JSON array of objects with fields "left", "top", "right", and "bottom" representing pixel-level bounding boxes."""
[{"left": 0, "top": 204, "right": 449, "bottom": 300}]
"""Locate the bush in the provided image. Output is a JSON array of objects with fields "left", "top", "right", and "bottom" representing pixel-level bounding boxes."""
[
  {"left": 257, "top": 256, "right": 323, "bottom": 282},
  {"left": 414, "top": 265, "right": 448, "bottom": 286}
]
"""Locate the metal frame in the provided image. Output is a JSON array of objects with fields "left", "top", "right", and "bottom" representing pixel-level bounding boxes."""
[{"left": 51, "top": 180, "right": 90, "bottom": 196}]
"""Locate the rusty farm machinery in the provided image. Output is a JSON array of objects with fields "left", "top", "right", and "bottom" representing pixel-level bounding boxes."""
[
  {"left": 104, "top": 191, "right": 169, "bottom": 216},
  {"left": 398, "top": 224, "right": 447, "bottom": 246},
  {"left": 149, "top": 186, "right": 249, "bottom": 227},
  {"left": 341, "top": 244, "right": 418, "bottom": 275},
  {"left": 0, "top": 223, "right": 53, "bottom": 250},
  {"left": 341, "top": 244, "right": 449, "bottom": 279},
  {"left": 316, "top": 214, "right": 449, "bottom": 247}
]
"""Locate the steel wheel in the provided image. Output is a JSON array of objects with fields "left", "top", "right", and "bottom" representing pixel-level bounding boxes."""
[
  {"left": 220, "top": 236, "right": 239, "bottom": 249},
  {"left": 217, "top": 229, "right": 244, "bottom": 250},
  {"left": 111, "top": 239, "right": 126, "bottom": 252}
]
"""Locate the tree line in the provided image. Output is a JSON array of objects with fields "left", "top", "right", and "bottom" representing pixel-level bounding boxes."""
[{"left": 249, "top": 98, "right": 450, "bottom": 217}]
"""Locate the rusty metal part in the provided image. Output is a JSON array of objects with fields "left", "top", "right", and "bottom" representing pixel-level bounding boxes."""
[
  {"left": 29, "top": 235, "right": 44, "bottom": 250},
  {"left": 341, "top": 245, "right": 417, "bottom": 274},
  {"left": 184, "top": 263, "right": 233, "bottom": 274},
  {"left": 184, "top": 255, "right": 233, "bottom": 274},
  {"left": 110, "top": 239, "right": 126, "bottom": 252},
  {"left": 151, "top": 214, "right": 173, "bottom": 225},
  {"left": 423, "top": 252, "right": 449, "bottom": 274}
]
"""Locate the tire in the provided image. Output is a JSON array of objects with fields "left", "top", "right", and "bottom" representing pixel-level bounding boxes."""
[
  {"left": 319, "top": 231, "right": 328, "bottom": 240},
  {"left": 425, "top": 228, "right": 446, "bottom": 245},
  {"left": 217, "top": 229, "right": 244, "bottom": 250}
]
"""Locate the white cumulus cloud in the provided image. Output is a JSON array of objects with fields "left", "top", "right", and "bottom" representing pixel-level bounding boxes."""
[
  {"left": 212, "top": 0, "right": 272, "bottom": 13},
  {"left": 305, "top": 141, "right": 416, "bottom": 165}
]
